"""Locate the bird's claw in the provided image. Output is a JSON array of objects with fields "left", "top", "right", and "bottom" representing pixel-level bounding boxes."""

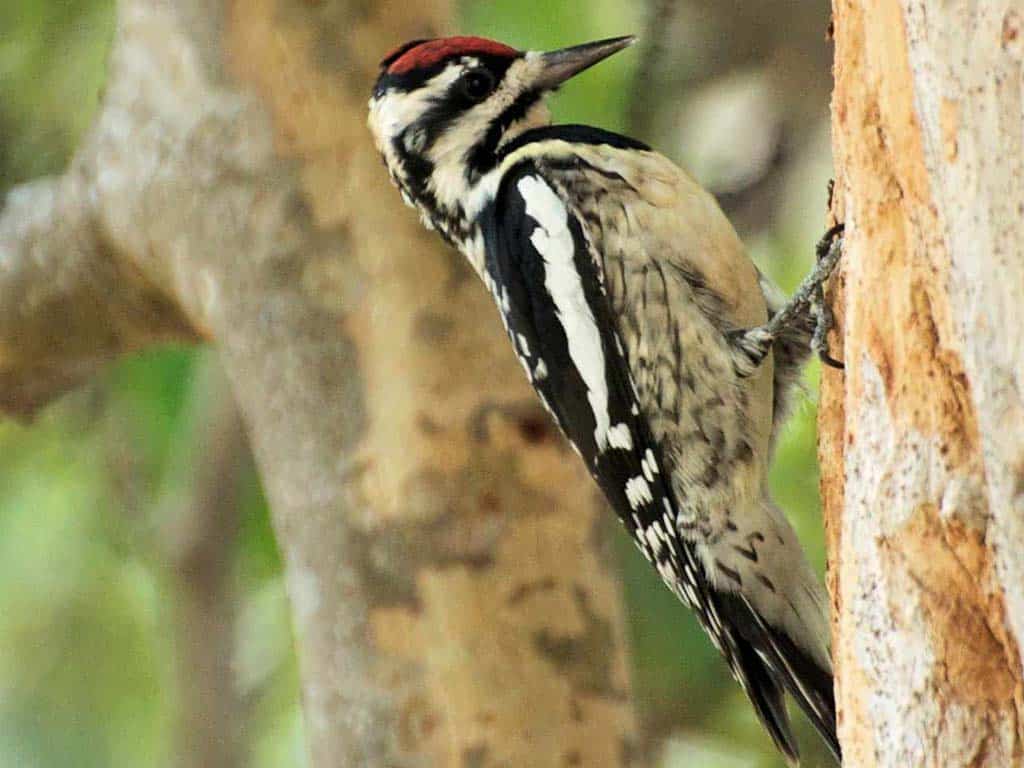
[{"left": 811, "top": 224, "right": 845, "bottom": 370}]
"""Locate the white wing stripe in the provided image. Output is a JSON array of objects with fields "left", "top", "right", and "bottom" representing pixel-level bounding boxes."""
[{"left": 518, "top": 175, "right": 613, "bottom": 452}]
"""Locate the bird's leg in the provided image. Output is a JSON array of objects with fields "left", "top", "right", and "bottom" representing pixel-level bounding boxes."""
[{"left": 730, "top": 224, "right": 844, "bottom": 376}]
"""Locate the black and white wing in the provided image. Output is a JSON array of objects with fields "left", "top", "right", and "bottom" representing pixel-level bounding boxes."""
[
  {"left": 482, "top": 164, "right": 672, "bottom": 552},
  {"left": 480, "top": 162, "right": 815, "bottom": 763}
]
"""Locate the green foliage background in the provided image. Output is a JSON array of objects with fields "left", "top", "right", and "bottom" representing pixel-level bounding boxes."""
[{"left": 0, "top": 2, "right": 833, "bottom": 766}]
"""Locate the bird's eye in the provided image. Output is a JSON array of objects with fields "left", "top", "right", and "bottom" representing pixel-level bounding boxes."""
[{"left": 461, "top": 70, "right": 495, "bottom": 101}]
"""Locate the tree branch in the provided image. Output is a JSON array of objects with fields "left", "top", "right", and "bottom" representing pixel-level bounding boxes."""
[
  {"left": 0, "top": 0, "right": 643, "bottom": 764},
  {"left": 628, "top": 0, "right": 680, "bottom": 140},
  {"left": 0, "top": 174, "right": 196, "bottom": 417}
]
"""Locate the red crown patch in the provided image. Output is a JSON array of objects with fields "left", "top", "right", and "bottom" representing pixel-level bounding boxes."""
[{"left": 384, "top": 36, "right": 518, "bottom": 75}]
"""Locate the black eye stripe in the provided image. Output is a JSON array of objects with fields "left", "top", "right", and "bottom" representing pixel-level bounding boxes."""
[{"left": 404, "top": 67, "right": 503, "bottom": 149}]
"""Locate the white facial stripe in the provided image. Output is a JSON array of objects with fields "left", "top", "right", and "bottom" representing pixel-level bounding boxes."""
[
  {"left": 369, "top": 64, "right": 463, "bottom": 140},
  {"left": 518, "top": 175, "right": 613, "bottom": 451},
  {"left": 428, "top": 116, "right": 485, "bottom": 205}
]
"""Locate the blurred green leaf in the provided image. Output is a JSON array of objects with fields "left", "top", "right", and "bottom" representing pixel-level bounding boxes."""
[{"left": 0, "top": 0, "right": 115, "bottom": 194}]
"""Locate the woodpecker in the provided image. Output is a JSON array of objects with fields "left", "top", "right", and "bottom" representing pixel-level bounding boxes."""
[{"left": 368, "top": 35, "right": 841, "bottom": 764}]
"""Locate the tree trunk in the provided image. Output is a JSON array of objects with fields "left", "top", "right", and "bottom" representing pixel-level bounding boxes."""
[
  {"left": 0, "top": 1, "right": 640, "bottom": 765},
  {"left": 823, "top": 1, "right": 1024, "bottom": 764}
]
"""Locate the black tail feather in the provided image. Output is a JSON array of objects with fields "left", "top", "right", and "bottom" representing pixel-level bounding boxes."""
[
  {"left": 760, "top": 614, "right": 840, "bottom": 762},
  {"left": 731, "top": 631, "right": 801, "bottom": 765},
  {"left": 711, "top": 590, "right": 841, "bottom": 765}
]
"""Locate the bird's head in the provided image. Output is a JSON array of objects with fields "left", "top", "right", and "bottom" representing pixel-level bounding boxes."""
[{"left": 368, "top": 35, "right": 634, "bottom": 230}]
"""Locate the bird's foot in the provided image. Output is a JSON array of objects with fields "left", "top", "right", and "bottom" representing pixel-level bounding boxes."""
[
  {"left": 730, "top": 223, "right": 845, "bottom": 376},
  {"left": 811, "top": 224, "right": 844, "bottom": 369}
]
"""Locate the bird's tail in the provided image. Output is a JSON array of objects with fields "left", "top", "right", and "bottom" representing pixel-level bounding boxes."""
[{"left": 711, "top": 588, "right": 841, "bottom": 765}]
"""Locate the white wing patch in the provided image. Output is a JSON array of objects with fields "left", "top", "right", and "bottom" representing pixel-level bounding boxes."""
[
  {"left": 516, "top": 333, "right": 532, "bottom": 356},
  {"left": 625, "top": 475, "right": 654, "bottom": 510},
  {"left": 607, "top": 423, "right": 633, "bottom": 450},
  {"left": 641, "top": 448, "right": 660, "bottom": 481},
  {"left": 518, "top": 175, "right": 614, "bottom": 452}
]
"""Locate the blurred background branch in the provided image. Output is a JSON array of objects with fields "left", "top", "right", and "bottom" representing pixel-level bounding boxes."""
[
  {"left": 0, "top": 0, "right": 839, "bottom": 766},
  {"left": 628, "top": 0, "right": 679, "bottom": 141},
  {"left": 157, "top": 359, "right": 247, "bottom": 768},
  {"left": 0, "top": 175, "right": 199, "bottom": 418}
]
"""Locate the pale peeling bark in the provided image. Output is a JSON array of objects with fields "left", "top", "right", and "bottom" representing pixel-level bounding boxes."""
[
  {"left": 0, "top": 1, "right": 640, "bottom": 765},
  {"left": 822, "top": 1, "right": 1024, "bottom": 765}
]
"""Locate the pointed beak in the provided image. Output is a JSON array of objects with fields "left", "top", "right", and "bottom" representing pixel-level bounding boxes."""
[{"left": 533, "top": 35, "right": 636, "bottom": 91}]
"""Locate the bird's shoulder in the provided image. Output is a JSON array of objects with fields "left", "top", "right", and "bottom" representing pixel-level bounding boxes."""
[{"left": 496, "top": 126, "right": 766, "bottom": 330}]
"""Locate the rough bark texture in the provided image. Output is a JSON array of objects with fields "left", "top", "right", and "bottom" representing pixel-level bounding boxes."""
[
  {"left": 823, "top": 1, "right": 1024, "bottom": 764},
  {"left": 0, "top": 1, "right": 640, "bottom": 765}
]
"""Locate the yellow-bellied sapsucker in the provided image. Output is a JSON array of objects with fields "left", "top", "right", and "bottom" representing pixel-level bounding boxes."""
[{"left": 368, "top": 35, "right": 842, "bottom": 765}]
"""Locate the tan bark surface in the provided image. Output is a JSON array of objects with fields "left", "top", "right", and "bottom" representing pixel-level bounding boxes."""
[
  {"left": 0, "top": 1, "right": 640, "bottom": 765},
  {"left": 823, "top": 1, "right": 1024, "bottom": 764}
]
